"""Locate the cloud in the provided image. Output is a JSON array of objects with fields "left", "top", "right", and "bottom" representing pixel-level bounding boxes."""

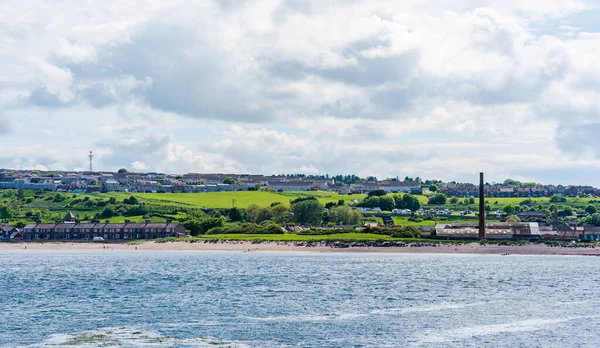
[
  {"left": 97, "top": 134, "right": 244, "bottom": 173},
  {"left": 0, "top": 0, "right": 600, "bottom": 185}
]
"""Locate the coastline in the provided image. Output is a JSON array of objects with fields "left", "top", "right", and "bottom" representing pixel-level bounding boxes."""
[{"left": 1, "top": 241, "right": 599, "bottom": 256}]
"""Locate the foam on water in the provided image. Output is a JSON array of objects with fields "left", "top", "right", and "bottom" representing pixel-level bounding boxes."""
[
  {"left": 416, "top": 316, "right": 597, "bottom": 344},
  {"left": 23, "top": 327, "right": 251, "bottom": 348}
]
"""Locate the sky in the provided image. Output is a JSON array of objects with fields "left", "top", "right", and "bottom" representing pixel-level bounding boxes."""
[{"left": 1, "top": 0, "right": 600, "bottom": 185}]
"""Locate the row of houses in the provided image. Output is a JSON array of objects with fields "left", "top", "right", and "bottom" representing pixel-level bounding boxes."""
[
  {"left": 0, "top": 170, "right": 419, "bottom": 194},
  {"left": 1, "top": 212, "right": 186, "bottom": 241},
  {"left": 433, "top": 222, "right": 543, "bottom": 239},
  {"left": 440, "top": 183, "right": 598, "bottom": 198}
]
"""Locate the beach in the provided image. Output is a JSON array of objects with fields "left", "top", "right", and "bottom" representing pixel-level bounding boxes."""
[{"left": 1, "top": 240, "right": 599, "bottom": 256}]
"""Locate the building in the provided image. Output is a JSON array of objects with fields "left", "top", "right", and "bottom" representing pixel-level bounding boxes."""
[
  {"left": 434, "top": 222, "right": 541, "bottom": 239},
  {"left": 517, "top": 211, "right": 547, "bottom": 220},
  {"left": 0, "top": 224, "right": 19, "bottom": 240},
  {"left": 21, "top": 212, "right": 186, "bottom": 241}
]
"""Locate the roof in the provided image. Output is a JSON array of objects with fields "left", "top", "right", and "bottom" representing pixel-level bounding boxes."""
[
  {"left": 145, "top": 223, "right": 168, "bottom": 229},
  {"left": 75, "top": 223, "right": 96, "bottom": 228},
  {"left": 36, "top": 224, "right": 57, "bottom": 229},
  {"left": 64, "top": 211, "right": 76, "bottom": 221},
  {"left": 124, "top": 223, "right": 147, "bottom": 228}
]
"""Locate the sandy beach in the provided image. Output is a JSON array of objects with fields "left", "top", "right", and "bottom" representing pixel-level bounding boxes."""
[{"left": 1, "top": 241, "right": 599, "bottom": 256}]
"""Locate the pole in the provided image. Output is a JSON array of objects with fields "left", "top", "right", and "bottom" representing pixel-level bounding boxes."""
[{"left": 479, "top": 172, "right": 486, "bottom": 239}]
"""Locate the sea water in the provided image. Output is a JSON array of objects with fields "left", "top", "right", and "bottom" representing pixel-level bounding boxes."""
[{"left": 1, "top": 251, "right": 599, "bottom": 347}]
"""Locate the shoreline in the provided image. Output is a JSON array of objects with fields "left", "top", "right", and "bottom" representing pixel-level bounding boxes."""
[{"left": 1, "top": 241, "right": 599, "bottom": 256}]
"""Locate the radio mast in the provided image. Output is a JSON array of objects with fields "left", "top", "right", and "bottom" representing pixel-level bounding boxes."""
[{"left": 88, "top": 151, "right": 94, "bottom": 172}]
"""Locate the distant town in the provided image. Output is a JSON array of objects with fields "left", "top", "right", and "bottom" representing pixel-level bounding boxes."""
[
  {"left": 3, "top": 168, "right": 600, "bottom": 244},
  {"left": 0, "top": 169, "right": 598, "bottom": 198}
]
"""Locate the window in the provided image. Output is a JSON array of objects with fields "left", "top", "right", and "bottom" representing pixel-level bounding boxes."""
[{"left": 116, "top": 234, "right": 120, "bottom": 239}]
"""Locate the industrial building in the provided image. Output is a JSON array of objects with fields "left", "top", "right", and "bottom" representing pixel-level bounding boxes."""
[{"left": 433, "top": 222, "right": 541, "bottom": 240}]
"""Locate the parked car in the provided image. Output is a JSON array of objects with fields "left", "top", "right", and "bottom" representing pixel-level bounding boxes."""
[{"left": 93, "top": 237, "right": 105, "bottom": 242}]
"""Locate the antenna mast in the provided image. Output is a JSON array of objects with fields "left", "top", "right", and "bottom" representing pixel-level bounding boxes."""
[{"left": 89, "top": 151, "right": 93, "bottom": 172}]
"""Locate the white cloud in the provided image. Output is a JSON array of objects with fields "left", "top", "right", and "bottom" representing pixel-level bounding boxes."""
[{"left": 0, "top": 0, "right": 599, "bottom": 185}]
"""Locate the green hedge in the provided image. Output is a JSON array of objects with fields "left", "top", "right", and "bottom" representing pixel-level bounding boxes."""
[{"left": 206, "top": 221, "right": 285, "bottom": 235}]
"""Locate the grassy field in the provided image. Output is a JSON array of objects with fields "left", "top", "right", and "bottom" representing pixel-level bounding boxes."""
[{"left": 109, "top": 191, "right": 368, "bottom": 209}]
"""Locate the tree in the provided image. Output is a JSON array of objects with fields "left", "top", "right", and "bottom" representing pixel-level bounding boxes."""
[
  {"left": 0, "top": 205, "right": 14, "bottom": 220},
  {"left": 199, "top": 216, "right": 225, "bottom": 234},
  {"left": 378, "top": 196, "right": 395, "bottom": 211},
  {"left": 359, "top": 196, "right": 381, "bottom": 208},
  {"left": 428, "top": 193, "right": 447, "bottom": 205},
  {"left": 550, "top": 194, "right": 567, "bottom": 203},
  {"left": 590, "top": 213, "right": 600, "bottom": 226},
  {"left": 53, "top": 193, "right": 65, "bottom": 202},
  {"left": 123, "top": 196, "right": 139, "bottom": 205},
  {"left": 222, "top": 177, "right": 236, "bottom": 185},
  {"left": 17, "top": 189, "right": 24, "bottom": 200},
  {"left": 329, "top": 205, "right": 362, "bottom": 225},
  {"left": 184, "top": 216, "right": 224, "bottom": 236},
  {"left": 367, "top": 189, "right": 386, "bottom": 197},
  {"left": 502, "top": 204, "right": 515, "bottom": 215},
  {"left": 586, "top": 205, "right": 597, "bottom": 215},
  {"left": 394, "top": 194, "right": 421, "bottom": 211},
  {"left": 325, "top": 202, "right": 337, "bottom": 210},
  {"left": 505, "top": 214, "right": 521, "bottom": 222},
  {"left": 429, "top": 185, "right": 438, "bottom": 192},
  {"left": 100, "top": 207, "right": 115, "bottom": 218},
  {"left": 450, "top": 197, "right": 459, "bottom": 204},
  {"left": 271, "top": 204, "right": 291, "bottom": 224},
  {"left": 118, "top": 168, "right": 128, "bottom": 174},
  {"left": 228, "top": 207, "right": 245, "bottom": 222},
  {"left": 503, "top": 179, "right": 521, "bottom": 186},
  {"left": 558, "top": 206, "right": 573, "bottom": 217},
  {"left": 468, "top": 197, "right": 475, "bottom": 204},
  {"left": 246, "top": 204, "right": 273, "bottom": 223},
  {"left": 108, "top": 197, "right": 117, "bottom": 205},
  {"left": 519, "top": 198, "right": 534, "bottom": 206},
  {"left": 291, "top": 198, "right": 324, "bottom": 225}
]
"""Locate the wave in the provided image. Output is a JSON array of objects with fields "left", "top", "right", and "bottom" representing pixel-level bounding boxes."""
[
  {"left": 21, "top": 326, "right": 252, "bottom": 348},
  {"left": 372, "top": 302, "right": 484, "bottom": 315},
  {"left": 416, "top": 316, "right": 598, "bottom": 344}
]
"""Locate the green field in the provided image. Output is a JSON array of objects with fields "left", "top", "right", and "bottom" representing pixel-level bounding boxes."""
[{"left": 109, "top": 191, "right": 368, "bottom": 209}]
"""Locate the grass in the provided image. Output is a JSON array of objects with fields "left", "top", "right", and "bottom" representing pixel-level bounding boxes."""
[
  {"left": 111, "top": 191, "right": 368, "bottom": 209},
  {"left": 194, "top": 233, "right": 403, "bottom": 241}
]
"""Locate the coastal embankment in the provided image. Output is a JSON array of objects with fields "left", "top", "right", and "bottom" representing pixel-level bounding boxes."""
[{"left": 1, "top": 240, "right": 600, "bottom": 256}]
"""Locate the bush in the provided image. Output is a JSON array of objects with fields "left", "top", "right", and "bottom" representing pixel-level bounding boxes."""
[
  {"left": 428, "top": 193, "right": 448, "bottom": 205},
  {"left": 367, "top": 189, "right": 387, "bottom": 197},
  {"left": 297, "top": 228, "right": 352, "bottom": 235},
  {"left": 101, "top": 207, "right": 115, "bottom": 218},
  {"left": 205, "top": 221, "right": 285, "bottom": 235},
  {"left": 205, "top": 226, "right": 225, "bottom": 235},
  {"left": 363, "top": 226, "right": 423, "bottom": 238}
]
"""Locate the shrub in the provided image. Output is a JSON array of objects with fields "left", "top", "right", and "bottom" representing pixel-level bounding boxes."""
[{"left": 205, "top": 221, "right": 285, "bottom": 235}]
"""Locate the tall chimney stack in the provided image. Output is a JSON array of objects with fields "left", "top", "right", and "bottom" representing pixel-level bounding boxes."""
[{"left": 479, "top": 172, "right": 486, "bottom": 239}]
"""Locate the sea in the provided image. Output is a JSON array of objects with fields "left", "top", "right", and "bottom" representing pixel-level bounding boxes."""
[{"left": 1, "top": 251, "right": 599, "bottom": 347}]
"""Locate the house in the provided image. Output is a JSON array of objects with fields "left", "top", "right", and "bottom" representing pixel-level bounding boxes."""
[
  {"left": 434, "top": 222, "right": 541, "bottom": 239},
  {"left": 268, "top": 181, "right": 313, "bottom": 191},
  {"left": 517, "top": 211, "right": 547, "bottom": 220},
  {"left": 0, "top": 224, "right": 18, "bottom": 240},
  {"left": 21, "top": 215, "right": 186, "bottom": 241},
  {"left": 327, "top": 184, "right": 350, "bottom": 194}
]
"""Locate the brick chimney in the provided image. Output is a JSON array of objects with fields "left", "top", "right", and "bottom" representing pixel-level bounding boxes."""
[{"left": 479, "top": 172, "right": 486, "bottom": 239}]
